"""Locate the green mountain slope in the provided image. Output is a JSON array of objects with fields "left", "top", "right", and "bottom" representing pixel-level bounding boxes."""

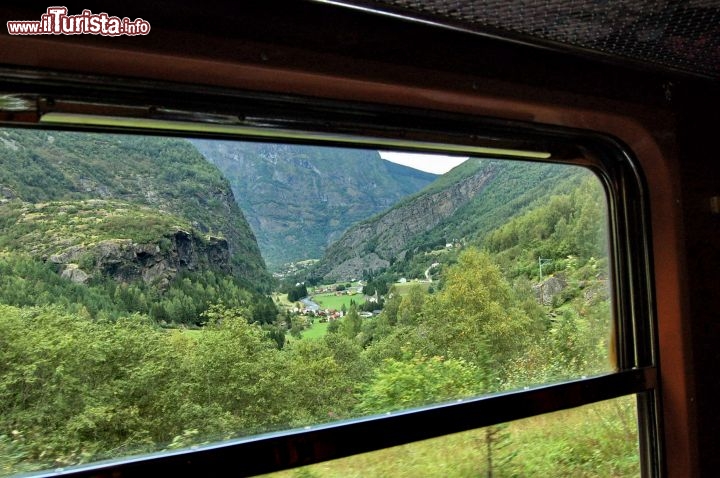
[
  {"left": 313, "top": 158, "right": 592, "bottom": 281},
  {"left": 0, "top": 129, "right": 269, "bottom": 288},
  {"left": 190, "top": 140, "right": 437, "bottom": 269},
  {"left": 484, "top": 174, "right": 608, "bottom": 280},
  {"left": 0, "top": 199, "right": 234, "bottom": 288}
]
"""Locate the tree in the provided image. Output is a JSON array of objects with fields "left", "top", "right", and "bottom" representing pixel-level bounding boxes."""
[
  {"left": 263, "top": 321, "right": 287, "bottom": 349},
  {"left": 184, "top": 305, "right": 286, "bottom": 435},
  {"left": 251, "top": 295, "right": 279, "bottom": 325},
  {"left": 290, "top": 315, "right": 305, "bottom": 338},
  {"left": 379, "top": 288, "right": 401, "bottom": 326},
  {"left": 397, "top": 285, "right": 425, "bottom": 326},
  {"left": 279, "top": 336, "right": 369, "bottom": 424},
  {"left": 355, "top": 355, "right": 484, "bottom": 414},
  {"left": 0, "top": 305, "right": 188, "bottom": 467},
  {"left": 287, "top": 284, "right": 308, "bottom": 302},
  {"left": 327, "top": 319, "right": 340, "bottom": 334},
  {"left": 415, "top": 249, "right": 541, "bottom": 381},
  {"left": 340, "top": 304, "right": 362, "bottom": 339}
]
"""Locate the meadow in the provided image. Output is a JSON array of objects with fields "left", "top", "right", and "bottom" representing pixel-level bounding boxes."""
[
  {"left": 312, "top": 292, "right": 365, "bottom": 310},
  {"left": 392, "top": 281, "right": 433, "bottom": 296},
  {"left": 299, "top": 320, "right": 330, "bottom": 340}
]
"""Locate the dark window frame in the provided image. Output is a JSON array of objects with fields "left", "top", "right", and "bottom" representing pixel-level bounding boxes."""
[{"left": 0, "top": 67, "right": 662, "bottom": 477}]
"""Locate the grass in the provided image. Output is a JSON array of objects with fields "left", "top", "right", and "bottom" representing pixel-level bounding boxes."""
[
  {"left": 299, "top": 321, "right": 330, "bottom": 340},
  {"left": 260, "top": 396, "right": 639, "bottom": 478},
  {"left": 176, "top": 328, "right": 204, "bottom": 340},
  {"left": 312, "top": 293, "right": 364, "bottom": 311},
  {"left": 0, "top": 199, "right": 192, "bottom": 257},
  {"left": 273, "top": 293, "right": 295, "bottom": 312},
  {"left": 392, "top": 281, "right": 432, "bottom": 296}
]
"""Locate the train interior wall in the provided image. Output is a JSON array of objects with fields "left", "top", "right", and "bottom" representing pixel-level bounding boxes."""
[{"left": 0, "top": 2, "right": 719, "bottom": 475}]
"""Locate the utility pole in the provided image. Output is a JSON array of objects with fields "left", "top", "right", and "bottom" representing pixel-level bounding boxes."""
[{"left": 539, "top": 257, "right": 552, "bottom": 282}]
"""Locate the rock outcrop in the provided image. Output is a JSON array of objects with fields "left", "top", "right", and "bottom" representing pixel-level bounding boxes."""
[
  {"left": 60, "top": 263, "right": 90, "bottom": 284},
  {"left": 50, "top": 229, "right": 230, "bottom": 289},
  {"left": 533, "top": 275, "right": 568, "bottom": 306}
]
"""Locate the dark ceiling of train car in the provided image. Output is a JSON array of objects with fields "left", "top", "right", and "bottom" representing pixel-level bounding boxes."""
[{"left": 328, "top": 0, "right": 720, "bottom": 79}]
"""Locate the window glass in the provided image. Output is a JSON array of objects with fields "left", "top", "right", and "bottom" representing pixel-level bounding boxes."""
[
  {"left": 257, "top": 396, "right": 640, "bottom": 478},
  {"left": 0, "top": 129, "right": 612, "bottom": 475}
]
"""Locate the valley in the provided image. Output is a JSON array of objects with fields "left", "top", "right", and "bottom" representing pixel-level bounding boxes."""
[
  {"left": 191, "top": 140, "right": 436, "bottom": 269},
  {"left": 0, "top": 130, "right": 636, "bottom": 477}
]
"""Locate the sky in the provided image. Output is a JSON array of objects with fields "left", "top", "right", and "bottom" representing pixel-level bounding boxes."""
[{"left": 379, "top": 151, "right": 468, "bottom": 175}]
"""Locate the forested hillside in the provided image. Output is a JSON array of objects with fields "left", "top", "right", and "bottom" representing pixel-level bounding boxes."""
[
  {"left": 0, "top": 128, "right": 281, "bottom": 330},
  {"left": 191, "top": 140, "right": 436, "bottom": 268},
  {"left": 0, "top": 129, "right": 268, "bottom": 287},
  {"left": 313, "top": 158, "right": 587, "bottom": 282}
]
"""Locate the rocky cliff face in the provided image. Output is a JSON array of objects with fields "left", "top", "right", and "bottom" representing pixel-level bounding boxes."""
[
  {"left": 315, "top": 165, "right": 495, "bottom": 281},
  {"left": 51, "top": 229, "right": 230, "bottom": 289}
]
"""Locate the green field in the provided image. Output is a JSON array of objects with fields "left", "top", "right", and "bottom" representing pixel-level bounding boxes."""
[
  {"left": 392, "top": 281, "right": 432, "bottom": 296},
  {"left": 272, "top": 292, "right": 292, "bottom": 305},
  {"left": 313, "top": 293, "right": 365, "bottom": 310},
  {"left": 284, "top": 321, "right": 330, "bottom": 341},
  {"left": 300, "top": 320, "right": 330, "bottom": 340}
]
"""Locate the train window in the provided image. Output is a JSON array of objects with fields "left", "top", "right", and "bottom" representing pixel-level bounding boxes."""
[
  {"left": 257, "top": 395, "right": 640, "bottom": 477},
  {"left": 0, "top": 88, "right": 658, "bottom": 477}
]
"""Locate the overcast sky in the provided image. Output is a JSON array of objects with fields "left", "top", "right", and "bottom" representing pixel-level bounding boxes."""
[{"left": 379, "top": 151, "right": 468, "bottom": 175}]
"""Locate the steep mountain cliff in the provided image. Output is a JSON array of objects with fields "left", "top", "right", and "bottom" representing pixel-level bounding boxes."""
[
  {"left": 313, "top": 159, "right": 587, "bottom": 281},
  {"left": 190, "top": 140, "right": 437, "bottom": 268},
  {"left": 0, "top": 129, "right": 269, "bottom": 288},
  {"left": 0, "top": 199, "right": 231, "bottom": 289}
]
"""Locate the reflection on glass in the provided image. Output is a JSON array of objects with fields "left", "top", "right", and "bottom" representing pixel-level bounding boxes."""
[{"left": 259, "top": 397, "right": 640, "bottom": 478}]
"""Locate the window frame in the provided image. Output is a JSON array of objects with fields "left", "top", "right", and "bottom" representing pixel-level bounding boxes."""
[{"left": 0, "top": 67, "right": 662, "bottom": 477}]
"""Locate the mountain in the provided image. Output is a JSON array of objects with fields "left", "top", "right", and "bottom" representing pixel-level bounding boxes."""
[
  {"left": 0, "top": 199, "right": 232, "bottom": 289},
  {"left": 313, "top": 158, "right": 589, "bottom": 281},
  {"left": 0, "top": 129, "right": 269, "bottom": 288},
  {"left": 190, "top": 140, "right": 437, "bottom": 269}
]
